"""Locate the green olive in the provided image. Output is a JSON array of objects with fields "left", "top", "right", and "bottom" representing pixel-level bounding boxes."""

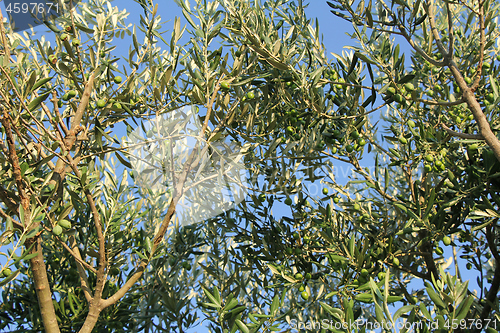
[
  {"left": 2, "top": 268, "right": 12, "bottom": 277},
  {"left": 469, "top": 143, "right": 478, "bottom": 150},
  {"left": 97, "top": 99, "right": 107, "bottom": 108},
  {"left": 58, "top": 219, "right": 72, "bottom": 229},
  {"left": 404, "top": 83, "right": 415, "bottom": 91},
  {"left": 52, "top": 225, "right": 63, "bottom": 236}
]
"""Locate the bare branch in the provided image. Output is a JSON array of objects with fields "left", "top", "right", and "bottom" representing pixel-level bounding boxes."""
[
  {"left": 471, "top": 4, "right": 485, "bottom": 92},
  {"left": 441, "top": 123, "right": 484, "bottom": 140}
]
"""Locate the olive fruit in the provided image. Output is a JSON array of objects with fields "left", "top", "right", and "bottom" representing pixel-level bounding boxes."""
[
  {"left": 246, "top": 91, "right": 255, "bottom": 99},
  {"left": 285, "top": 197, "right": 293, "bottom": 205},
  {"left": 1, "top": 268, "right": 12, "bottom": 277},
  {"left": 58, "top": 219, "right": 72, "bottom": 229},
  {"left": 442, "top": 236, "right": 451, "bottom": 246},
  {"left": 220, "top": 81, "right": 230, "bottom": 90},
  {"left": 295, "top": 273, "right": 303, "bottom": 280},
  {"left": 52, "top": 225, "right": 63, "bottom": 236},
  {"left": 97, "top": 99, "right": 107, "bottom": 108},
  {"left": 48, "top": 54, "right": 57, "bottom": 64},
  {"left": 404, "top": 83, "right": 415, "bottom": 91},
  {"left": 393, "top": 94, "right": 404, "bottom": 103},
  {"left": 301, "top": 291, "right": 309, "bottom": 300},
  {"left": 114, "top": 76, "right": 123, "bottom": 84},
  {"left": 72, "top": 38, "right": 80, "bottom": 46},
  {"left": 258, "top": 193, "right": 266, "bottom": 202},
  {"left": 322, "top": 188, "right": 329, "bottom": 195}
]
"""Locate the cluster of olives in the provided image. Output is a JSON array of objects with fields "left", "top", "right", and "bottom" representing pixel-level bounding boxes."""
[
  {"left": 321, "top": 126, "right": 367, "bottom": 156},
  {"left": 52, "top": 219, "right": 72, "bottom": 236},
  {"left": 48, "top": 25, "right": 80, "bottom": 66}
]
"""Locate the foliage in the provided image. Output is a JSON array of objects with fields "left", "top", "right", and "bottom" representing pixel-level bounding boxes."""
[{"left": 0, "top": 0, "right": 499, "bottom": 332}]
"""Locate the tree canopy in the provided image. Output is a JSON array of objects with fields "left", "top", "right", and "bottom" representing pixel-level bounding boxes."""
[{"left": 0, "top": 0, "right": 499, "bottom": 332}]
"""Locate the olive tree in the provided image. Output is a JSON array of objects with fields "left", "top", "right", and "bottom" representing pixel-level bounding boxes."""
[
  {"left": 180, "top": 0, "right": 500, "bottom": 332},
  {"left": 0, "top": 0, "right": 348, "bottom": 331}
]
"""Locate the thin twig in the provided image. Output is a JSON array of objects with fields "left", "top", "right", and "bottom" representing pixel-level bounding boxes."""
[{"left": 441, "top": 123, "right": 484, "bottom": 140}]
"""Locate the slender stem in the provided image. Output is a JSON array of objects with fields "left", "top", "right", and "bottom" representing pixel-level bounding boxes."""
[{"left": 441, "top": 123, "right": 484, "bottom": 140}]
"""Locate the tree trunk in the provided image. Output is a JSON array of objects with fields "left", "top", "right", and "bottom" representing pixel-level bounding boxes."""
[{"left": 29, "top": 237, "right": 60, "bottom": 333}]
